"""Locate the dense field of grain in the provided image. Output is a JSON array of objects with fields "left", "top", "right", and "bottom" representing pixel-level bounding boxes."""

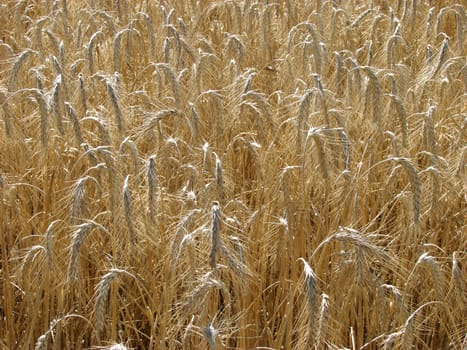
[{"left": 0, "top": 0, "right": 465, "bottom": 349}]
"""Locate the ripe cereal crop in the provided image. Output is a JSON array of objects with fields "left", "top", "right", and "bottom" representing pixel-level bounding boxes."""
[{"left": 0, "top": 1, "right": 465, "bottom": 349}]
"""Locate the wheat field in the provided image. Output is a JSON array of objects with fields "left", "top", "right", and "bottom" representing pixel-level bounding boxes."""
[{"left": 0, "top": 0, "right": 466, "bottom": 349}]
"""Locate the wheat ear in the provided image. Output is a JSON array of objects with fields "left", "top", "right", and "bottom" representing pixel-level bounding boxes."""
[
  {"left": 388, "top": 94, "right": 408, "bottom": 149},
  {"left": 123, "top": 175, "right": 137, "bottom": 246},
  {"left": 362, "top": 66, "right": 383, "bottom": 138},
  {"left": 65, "top": 102, "right": 84, "bottom": 146},
  {"left": 214, "top": 153, "right": 224, "bottom": 201},
  {"left": 119, "top": 137, "right": 139, "bottom": 175},
  {"left": 297, "top": 89, "right": 313, "bottom": 154},
  {"left": 209, "top": 201, "right": 221, "bottom": 270},
  {"left": 71, "top": 176, "right": 92, "bottom": 224},
  {"left": 94, "top": 269, "right": 120, "bottom": 338},
  {"left": 204, "top": 323, "right": 217, "bottom": 350},
  {"left": 393, "top": 157, "right": 421, "bottom": 225},
  {"left": 298, "top": 258, "right": 319, "bottom": 347},
  {"left": 305, "top": 128, "right": 329, "bottom": 186},
  {"left": 77, "top": 73, "right": 88, "bottom": 113},
  {"left": 8, "top": 49, "right": 37, "bottom": 92},
  {"left": 147, "top": 156, "right": 157, "bottom": 226},
  {"left": 104, "top": 77, "right": 124, "bottom": 133},
  {"left": 51, "top": 74, "right": 65, "bottom": 135},
  {"left": 27, "top": 88, "right": 49, "bottom": 146},
  {"left": 67, "top": 222, "right": 94, "bottom": 283},
  {"left": 0, "top": 90, "right": 13, "bottom": 137},
  {"left": 86, "top": 30, "right": 103, "bottom": 75}
]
